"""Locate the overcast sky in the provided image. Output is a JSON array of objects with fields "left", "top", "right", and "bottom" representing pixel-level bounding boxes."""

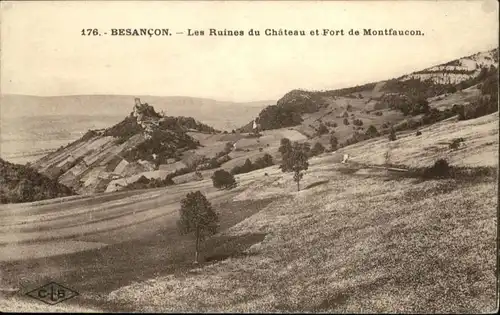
[{"left": 1, "top": 0, "right": 498, "bottom": 102}]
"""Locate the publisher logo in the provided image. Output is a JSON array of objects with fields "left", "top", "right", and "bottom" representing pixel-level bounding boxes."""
[{"left": 25, "top": 282, "right": 78, "bottom": 305}]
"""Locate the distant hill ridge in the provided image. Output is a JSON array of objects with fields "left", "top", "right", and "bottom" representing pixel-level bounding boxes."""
[
  {"left": 0, "top": 94, "right": 272, "bottom": 131},
  {"left": 239, "top": 48, "right": 499, "bottom": 133}
]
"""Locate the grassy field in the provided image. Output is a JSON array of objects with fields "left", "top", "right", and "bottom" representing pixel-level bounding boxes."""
[
  {"left": 1, "top": 112, "right": 497, "bottom": 312},
  {"left": 105, "top": 161, "right": 497, "bottom": 313}
]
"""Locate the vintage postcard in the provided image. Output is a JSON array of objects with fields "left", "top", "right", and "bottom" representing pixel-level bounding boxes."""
[{"left": 0, "top": 0, "right": 498, "bottom": 313}]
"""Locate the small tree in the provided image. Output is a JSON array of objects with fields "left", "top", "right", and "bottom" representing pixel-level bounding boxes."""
[
  {"left": 177, "top": 191, "right": 219, "bottom": 263},
  {"left": 365, "top": 125, "right": 380, "bottom": 138},
  {"left": 317, "top": 123, "right": 329, "bottom": 135},
  {"left": 329, "top": 134, "right": 338, "bottom": 151},
  {"left": 241, "top": 158, "right": 254, "bottom": 173},
  {"left": 343, "top": 118, "right": 350, "bottom": 125},
  {"left": 278, "top": 138, "right": 292, "bottom": 156},
  {"left": 211, "top": 169, "right": 236, "bottom": 189},
  {"left": 224, "top": 142, "right": 234, "bottom": 153},
  {"left": 255, "top": 153, "right": 273, "bottom": 168},
  {"left": 388, "top": 127, "right": 397, "bottom": 141},
  {"left": 280, "top": 142, "right": 309, "bottom": 191}
]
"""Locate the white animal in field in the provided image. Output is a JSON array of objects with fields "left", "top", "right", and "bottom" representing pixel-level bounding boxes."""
[{"left": 342, "top": 154, "right": 349, "bottom": 164}]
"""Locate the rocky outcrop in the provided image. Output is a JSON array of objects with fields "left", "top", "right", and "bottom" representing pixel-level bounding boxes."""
[
  {"left": 400, "top": 48, "right": 499, "bottom": 85},
  {"left": 31, "top": 98, "right": 208, "bottom": 194}
]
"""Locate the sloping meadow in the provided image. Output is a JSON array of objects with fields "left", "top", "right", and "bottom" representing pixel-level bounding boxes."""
[{"left": 106, "top": 154, "right": 497, "bottom": 312}]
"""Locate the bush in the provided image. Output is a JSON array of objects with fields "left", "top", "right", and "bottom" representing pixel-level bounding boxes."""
[
  {"left": 365, "top": 125, "right": 380, "bottom": 138},
  {"left": 279, "top": 138, "right": 292, "bottom": 156},
  {"left": 416, "top": 130, "right": 422, "bottom": 136},
  {"left": 317, "top": 123, "right": 329, "bottom": 135},
  {"left": 449, "top": 138, "right": 464, "bottom": 150},
  {"left": 211, "top": 169, "right": 237, "bottom": 189},
  {"left": 353, "top": 119, "right": 363, "bottom": 126},
  {"left": 343, "top": 118, "right": 350, "bottom": 125},
  {"left": 388, "top": 127, "right": 397, "bottom": 141},
  {"left": 310, "top": 142, "right": 325, "bottom": 156},
  {"left": 329, "top": 135, "right": 338, "bottom": 151},
  {"left": 423, "top": 159, "right": 451, "bottom": 178}
]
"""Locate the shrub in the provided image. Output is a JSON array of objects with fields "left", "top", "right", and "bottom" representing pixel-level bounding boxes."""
[
  {"left": 211, "top": 170, "right": 237, "bottom": 189},
  {"left": 388, "top": 127, "right": 397, "bottom": 141},
  {"left": 310, "top": 142, "right": 325, "bottom": 156},
  {"left": 423, "top": 159, "right": 451, "bottom": 178},
  {"left": 255, "top": 153, "right": 274, "bottom": 169},
  {"left": 343, "top": 118, "right": 350, "bottom": 125},
  {"left": 365, "top": 125, "right": 380, "bottom": 138},
  {"left": 449, "top": 138, "right": 464, "bottom": 150},
  {"left": 329, "top": 135, "right": 338, "bottom": 151},
  {"left": 353, "top": 119, "right": 363, "bottom": 126},
  {"left": 317, "top": 123, "right": 329, "bottom": 135},
  {"left": 416, "top": 130, "right": 422, "bottom": 136},
  {"left": 278, "top": 138, "right": 292, "bottom": 156}
]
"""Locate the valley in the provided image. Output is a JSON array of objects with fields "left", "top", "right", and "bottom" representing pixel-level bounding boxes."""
[{"left": 0, "top": 47, "right": 498, "bottom": 312}]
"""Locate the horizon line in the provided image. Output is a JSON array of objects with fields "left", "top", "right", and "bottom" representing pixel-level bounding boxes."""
[{"left": 2, "top": 45, "right": 498, "bottom": 102}]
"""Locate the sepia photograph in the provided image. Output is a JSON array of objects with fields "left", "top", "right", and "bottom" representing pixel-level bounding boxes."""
[{"left": 0, "top": 0, "right": 498, "bottom": 312}]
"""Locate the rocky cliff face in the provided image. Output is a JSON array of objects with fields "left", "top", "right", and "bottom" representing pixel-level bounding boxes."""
[
  {"left": 400, "top": 48, "right": 499, "bottom": 85},
  {"left": 31, "top": 98, "right": 206, "bottom": 194}
]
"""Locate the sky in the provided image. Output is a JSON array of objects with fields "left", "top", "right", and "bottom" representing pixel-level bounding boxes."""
[{"left": 1, "top": 0, "right": 498, "bottom": 102}]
